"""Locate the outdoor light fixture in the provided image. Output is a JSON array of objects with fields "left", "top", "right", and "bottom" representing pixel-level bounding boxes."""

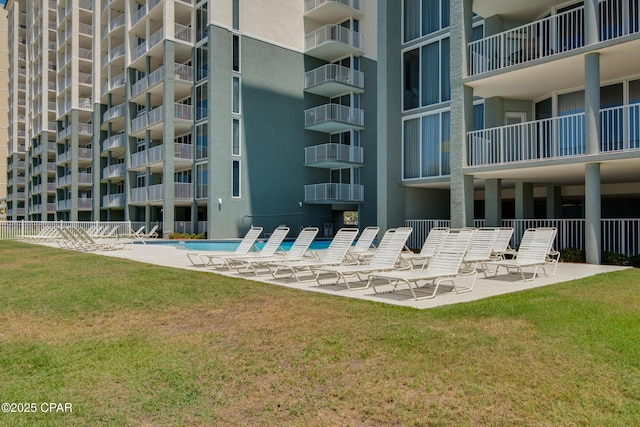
[{"left": 298, "top": 201, "right": 303, "bottom": 208}]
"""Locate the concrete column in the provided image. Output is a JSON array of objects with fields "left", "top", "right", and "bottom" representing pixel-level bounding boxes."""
[
  {"left": 585, "top": 163, "right": 601, "bottom": 264},
  {"left": 162, "top": 41, "right": 176, "bottom": 237},
  {"left": 70, "top": 110, "right": 79, "bottom": 221},
  {"left": 376, "top": 0, "right": 405, "bottom": 233},
  {"left": 546, "top": 186, "right": 563, "bottom": 219},
  {"left": 585, "top": 52, "right": 600, "bottom": 155},
  {"left": 515, "top": 182, "right": 534, "bottom": 219},
  {"left": 584, "top": 0, "right": 600, "bottom": 46},
  {"left": 449, "top": 0, "right": 474, "bottom": 228},
  {"left": 484, "top": 179, "right": 501, "bottom": 227}
]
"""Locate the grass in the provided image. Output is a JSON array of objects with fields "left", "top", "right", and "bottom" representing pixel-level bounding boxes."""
[{"left": 1, "top": 240, "right": 639, "bottom": 426}]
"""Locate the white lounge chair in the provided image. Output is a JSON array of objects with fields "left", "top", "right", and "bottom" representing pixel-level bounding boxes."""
[
  {"left": 346, "top": 226, "right": 379, "bottom": 261},
  {"left": 186, "top": 226, "right": 264, "bottom": 268},
  {"left": 142, "top": 224, "right": 159, "bottom": 238},
  {"left": 229, "top": 227, "right": 319, "bottom": 275},
  {"left": 401, "top": 227, "right": 450, "bottom": 268},
  {"left": 312, "top": 227, "right": 413, "bottom": 290},
  {"left": 482, "top": 227, "right": 558, "bottom": 281},
  {"left": 368, "top": 229, "right": 475, "bottom": 300},
  {"left": 268, "top": 228, "right": 359, "bottom": 281},
  {"left": 491, "top": 227, "right": 515, "bottom": 259},
  {"left": 460, "top": 228, "right": 500, "bottom": 272},
  {"left": 219, "top": 226, "right": 290, "bottom": 269}
]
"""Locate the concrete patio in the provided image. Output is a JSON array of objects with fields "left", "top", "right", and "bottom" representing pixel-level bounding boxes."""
[{"left": 84, "top": 242, "right": 628, "bottom": 309}]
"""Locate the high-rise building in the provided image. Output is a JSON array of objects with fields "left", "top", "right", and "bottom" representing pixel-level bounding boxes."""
[
  {"left": 0, "top": 3, "right": 8, "bottom": 220},
  {"left": 5, "top": 1, "right": 640, "bottom": 262},
  {"left": 4, "top": 0, "right": 377, "bottom": 238}
]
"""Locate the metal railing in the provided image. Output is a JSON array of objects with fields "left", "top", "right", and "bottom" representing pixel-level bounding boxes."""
[
  {"left": 102, "top": 133, "right": 126, "bottom": 152},
  {"left": 305, "top": 63, "right": 364, "bottom": 90},
  {"left": 102, "top": 163, "right": 126, "bottom": 180},
  {"left": 103, "top": 103, "right": 126, "bottom": 122},
  {"left": 305, "top": 24, "right": 364, "bottom": 51},
  {"left": 405, "top": 218, "right": 640, "bottom": 256},
  {"left": 304, "top": 143, "right": 364, "bottom": 165},
  {"left": 467, "top": 104, "right": 640, "bottom": 166},
  {"left": 304, "top": 104, "right": 364, "bottom": 128},
  {"left": 469, "top": 0, "right": 640, "bottom": 76},
  {"left": 304, "top": 183, "right": 364, "bottom": 203},
  {"left": 0, "top": 221, "right": 133, "bottom": 240},
  {"left": 102, "top": 193, "right": 125, "bottom": 208}
]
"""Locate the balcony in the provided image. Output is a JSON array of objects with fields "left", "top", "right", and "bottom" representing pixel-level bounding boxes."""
[
  {"left": 130, "top": 27, "right": 164, "bottom": 66},
  {"left": 102, "top": 193, "right": 125, "bottom": 208},
  {"left": 304, "top": 143, "right": 364, "bottom": 168},
  {"left": 102, "top": 14, "right": 125, "bottom": 40},
  {"left": 101, "top": 133, "right": 126, "bottom": 156},
  {"left": 101, "top": 73, "right": 126, "bottom": 98},
  {"left": 130, "top": 64, "right": 193, "bottom": 104},
  {"left": 102, "top": 103, "right": 126, "bottom": 132},
  {"left": 304, "top": 183, "right": 364, "bottom": 204},
  {"left": 468, "top": 0, "right": 640, "bottom": 85},
  {"left": 130, "top": 104, "right": 193, "bottom": 139},
  {"left": 130, "top": 143, "right": 193, "bottom": 172},
  {"left": 467, "top": 104, "right": 640, "bottom": 167},
  {"left": 305, "top": 25, "right": 364, "bottom": 61},
  {"left": 304, "top": 0, "right": 364, "bottom": 23},
  {"left": 102, "top": 163, "right": 126, "bottom": 181},
  {"left": 305, "top": 64, "right": 364, "bottom": 97},
  {"left": 101, "top": 43, "right": 125, "bottom": 69},
  {"left": 304, "top": 104, "right": 364, "bottom": 133},
  {"left": 130, "top": 183, "right": 193, "bottom": 205},
  {"left": 78, "top": 173, "right": 93, "bottom": 186}
]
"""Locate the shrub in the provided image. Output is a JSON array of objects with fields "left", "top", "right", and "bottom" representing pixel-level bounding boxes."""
[
  {"left": 168, "top": 233, "right": 206, "bottom": 240},
  {"left": 628, "top": 254, "right": 640, "bottom": 268},
  {"left": 601, "top": 251, "right": 630, "bottom": 266},
  {"left": 560, "top": 247, "right": 585, "bottom": 263}
]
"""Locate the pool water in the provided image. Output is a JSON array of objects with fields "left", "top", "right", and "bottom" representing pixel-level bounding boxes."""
[{"left": 153, "top": 239, "right": 331, "bottom": 252}]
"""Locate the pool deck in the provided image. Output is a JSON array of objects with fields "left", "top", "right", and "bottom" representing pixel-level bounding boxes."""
[{"left": 69, "top": 242, "right": 628, "bottom": 310}]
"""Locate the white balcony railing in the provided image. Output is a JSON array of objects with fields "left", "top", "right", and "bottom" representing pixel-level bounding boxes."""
[
  {"left": 467, "top": 104, "right": 640, "bottom": 166},
  {"left": 305, "top": 24, "right": 364, "bottom": 51},
  {"left": 305, "top": 63, "right": 364, "bottom": 90},
  {"left": 131, "top": 183, "right": 193, "bottom": 203},
  {"left": 103, "top": 103, "right": 125, "bottom": 122},
  {"left": 305, "top": 104, "right": 364, "bottom": 128},
  {"left": 469, "top": 0, "right": 640, "bottom": 75},
  {"left": 304, "top": 183, "right": 364, "bottom": 203},
  {"left": 102, "top": 193, "right": 125, "bottom": 208},
  {"left": 102, "top": 163, "right": 126, "bottom": 180},
  {"left": 405, "top": 218, "right": 640, "bottom": 257},
  {"left": 102, "top": 133, "right": 126, "bottom": 152},
  {"left": 304, "top": 143, "right": 364, "bottom": 165},
  {"left": 130, "top": 143, "right": 193, "bottom": 169},
  {"left": 175, "top": 23, "right": 193, "bottom": 43},
  {"left": 102, "top": 73, "right": 126, "bottom": 97}
]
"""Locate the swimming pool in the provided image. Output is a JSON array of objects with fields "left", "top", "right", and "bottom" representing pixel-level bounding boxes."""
[{"left": 146, "top": 239, "right": 332, "bottom": 252}]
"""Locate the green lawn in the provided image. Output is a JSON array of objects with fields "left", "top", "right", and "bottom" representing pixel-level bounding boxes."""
[{"left": 1, "top": 240, "right": 639, "bottom": 426}]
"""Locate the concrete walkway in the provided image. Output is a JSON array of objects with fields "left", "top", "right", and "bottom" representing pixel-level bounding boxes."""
[{"left": 82, "top": 242, "right": 627, "bottom": 309}]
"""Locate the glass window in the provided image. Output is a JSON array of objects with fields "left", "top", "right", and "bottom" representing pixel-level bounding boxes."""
[
  {"left": 232, "top": 160, "right": 240, "bottom": 197},
  {"left": 422, "top": 0, "right": 440, "bottom": 36},
  {"left": 403, "top": 118, "right": 420, "bottom": 178},
  {"left": 196, "top": 47, "right": 208, "bottom": 81},
  {"left": 196, "top": 164, "right": 208, "bottom": 199},
  {"left": 232, "top": 35, "right": 240, "bottom": 72},
  {"left": 196, "top": 123, "right": 208, "bottom": 160},
  {"left": 421, "top": 42, "right": 439, "bottom": 105},
  {"left": 232, "top": 76, "right": 240, "bottom": 114},
  {"left": 196, "top": 5, "right": 208, "bottom": 42},
  {"left": 232, "top": 0, "right": 240, "bottom": 30},
  {"left": 403, "top": 48, "right": 419, "bottom": 110},
  {"left": 441, "top": 111, "right": 450, "bottom": 175},
  {"left": 232, "top": 118, "right": 240, "bottom": 155},
  {"left": 404, "top": 0, "right": 420, "bottom": 42},
  {"left": 422, "top": 114, "right": 440, "bottom": 176},
  {"left": 630, "top": 79, "right": 640, "bottom": 103}
]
